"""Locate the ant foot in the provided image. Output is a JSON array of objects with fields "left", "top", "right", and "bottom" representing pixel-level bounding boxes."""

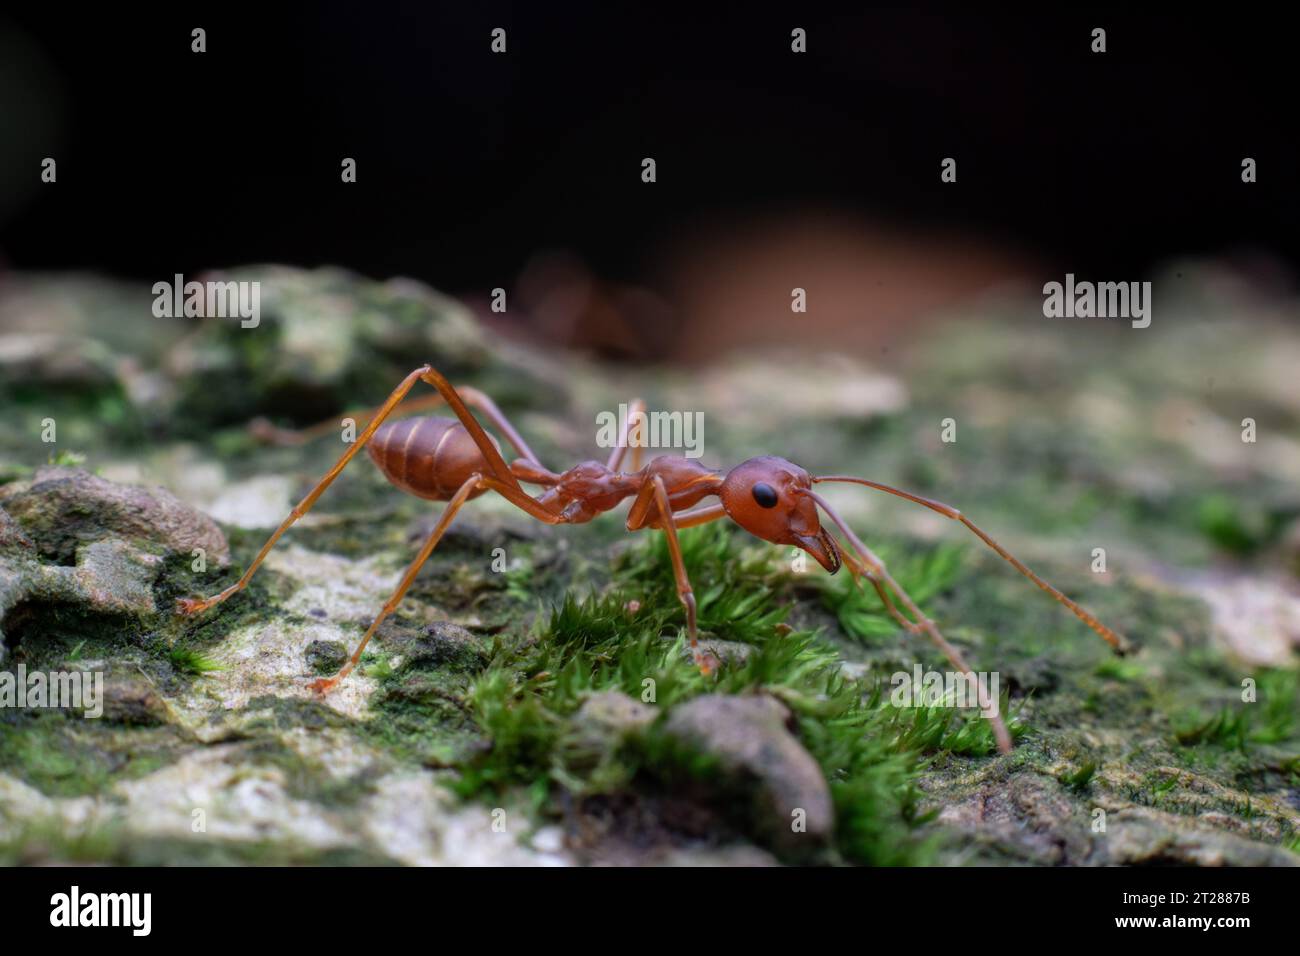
[
  {"left": 307, "top": 676, "right": 340, "bottom": 696},
  {"left": 693, "top": 651, "right": 720, "bottom": 677},
  {"left": 176, "top": 596, "right": 211, "bottom": 616}
]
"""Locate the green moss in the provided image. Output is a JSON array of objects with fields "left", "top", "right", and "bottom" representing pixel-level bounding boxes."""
[
  {"left": 892, "top": 689, "right": 1027, "bottom": 757},
  {"left": 47, "top": 449, "right": 87, "bottom": 468},
  {"left": 443, "top": 525, "right": 1024, "bottom": 864},
  {"left": 167, "top": 645, "right": 224, "bottom": 674},
  {"left": 0, "top": 711, "right": 183, "bottom": 797},
  {"left": 1249, "top": 669, "right": 1299, "bottom": 744},
  {"left": 1169, "top": 669, "right": 1300, "bottom": 751},
  {"left": 615, "top": 521, "right": 790, "bottom": 641},
  {"left": 357, "top": 640, "right": 485, "bottom": 768},
  {"left": 1094, "top": 657, "right": 1145, "bottom": 682},
  {"left": 239, "top": 736, "right": 379, "bottom": 809},
  {"left": 822, "top": 543, "right": 964, "bottom": 643},
  {"left": 1059, "top": 761, "right": 1098, "bottom": 793},
  {"left": 0, "top": 383, "right": 145, "bottom": 455},
  {"left": 1194, "top": 493, "right": 1276, "bottom": 556},
  {"left": 5, "top": 604, "right": 152, "bottom": 671},
  {"left": 156, "top": 545, "right": 287, "bottom": 669}
]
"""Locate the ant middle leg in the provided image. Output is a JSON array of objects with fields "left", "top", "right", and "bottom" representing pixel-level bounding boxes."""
[{"left": 606, "top": 398, "right": 647, "bottom": 472}]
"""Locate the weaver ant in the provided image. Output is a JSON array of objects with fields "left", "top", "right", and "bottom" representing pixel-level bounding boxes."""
[{"left": 178, "top": 364, "right": 1127, "bottom": 753}]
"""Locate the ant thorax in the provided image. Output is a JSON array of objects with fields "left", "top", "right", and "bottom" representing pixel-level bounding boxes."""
[
  {"left": 538, "top": 457, "right": 723, "bottom": 524},
  {"left": 639, "top": 457, "right": 725, "bottom": 512},
  {"left": 542, "top": 461, "right": 642, "bottom": 523}
]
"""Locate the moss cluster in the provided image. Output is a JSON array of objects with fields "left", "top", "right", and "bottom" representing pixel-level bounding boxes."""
[{"left": 430, "top": 524, "right": 1031, "bottom": 864}]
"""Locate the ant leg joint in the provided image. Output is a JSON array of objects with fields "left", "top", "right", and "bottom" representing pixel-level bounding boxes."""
[{"left": 176, "top": 596, "right": 209, "bottom": 616}]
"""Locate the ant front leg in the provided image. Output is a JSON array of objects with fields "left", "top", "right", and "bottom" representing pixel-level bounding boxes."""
[
  {"left": 830, "top": 532, "right": 924, "bottom": 634},
  {"left": 813, "top": 475, "right": 1128, "bottom": 654},
  {"left": 810, "top": 493, "right": 1013, "bottom": 754}
]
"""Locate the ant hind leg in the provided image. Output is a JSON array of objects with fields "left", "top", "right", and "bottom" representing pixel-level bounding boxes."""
[
  {"left": 178, "top": 365, "right": 435, "bottom": 616},
  {"left": 309, "top": 476, "right": 483, "bottom": 694}
]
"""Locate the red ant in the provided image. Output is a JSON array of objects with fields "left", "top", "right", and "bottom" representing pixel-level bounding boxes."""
[{"left": 179, "top": 364, "right": 1127, "bottom": 753}]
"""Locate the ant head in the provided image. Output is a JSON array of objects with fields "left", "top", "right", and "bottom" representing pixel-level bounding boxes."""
[{"left": 720, "top": 456, "right": 840, "bottom": 573}]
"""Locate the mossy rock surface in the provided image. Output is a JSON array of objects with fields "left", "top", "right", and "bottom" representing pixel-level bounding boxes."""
[{"left": 1, "top": 264, "right": 1297, "bottom": 866}]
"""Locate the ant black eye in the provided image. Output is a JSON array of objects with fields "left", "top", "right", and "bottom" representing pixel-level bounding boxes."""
[{"left": 751, "top": 482, "right": 779, "bottom": 508}]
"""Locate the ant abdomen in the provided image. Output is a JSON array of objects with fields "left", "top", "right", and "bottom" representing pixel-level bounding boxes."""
[{"left": 367, "top": 416, "right": 497, "bottom": 501}]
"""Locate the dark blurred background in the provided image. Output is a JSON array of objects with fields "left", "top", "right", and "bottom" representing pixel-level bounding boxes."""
[{"left": 1, "top": 3, "right": 1296, "bottom": 360}]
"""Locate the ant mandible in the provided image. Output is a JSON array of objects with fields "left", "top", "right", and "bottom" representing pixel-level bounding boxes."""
[{"left": 179, "top": 364, "right": 1127, "bottom": 753}]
